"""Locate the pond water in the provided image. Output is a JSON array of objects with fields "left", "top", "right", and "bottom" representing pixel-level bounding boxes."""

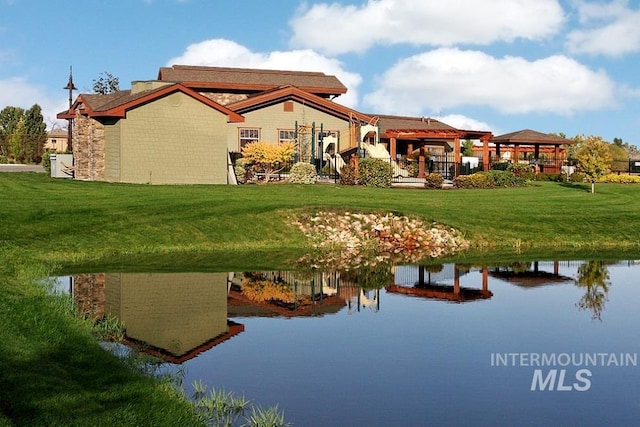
[{"left": 54, "top": 260, "right": 640, "bottom": 426}]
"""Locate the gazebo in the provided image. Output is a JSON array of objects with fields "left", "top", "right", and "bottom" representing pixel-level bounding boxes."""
[{"left": 485, "top": 129, "right": 575, "bottom": 173}]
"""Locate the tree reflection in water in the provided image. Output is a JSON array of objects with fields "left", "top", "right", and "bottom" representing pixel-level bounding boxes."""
[{"left": 575, "top": 261, "right": 611, "bottom": 321}]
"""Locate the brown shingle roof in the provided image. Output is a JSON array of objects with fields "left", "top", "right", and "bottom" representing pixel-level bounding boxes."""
[
  {"left": 372, "top": 115, "right": 459, "bottom": 133},
  {"left": 492, "top": 129, "right": 575, "bottom": 145},
  {"left": 57, "top": 84, "right": 244, "bottom": 123},
  {"left": 158, "top": 65, "right": 347, "bottom": 96},
  {"left": 80, "top": 90, "right": 136, "bottom": 112}
]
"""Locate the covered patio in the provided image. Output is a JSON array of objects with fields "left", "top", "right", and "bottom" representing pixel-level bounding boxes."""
[
  {"left": 485, "top": 129, "right": 575, "bottom": 174},
  {"left": 372, "top": 115, "right": 492, "bottom": 178}
]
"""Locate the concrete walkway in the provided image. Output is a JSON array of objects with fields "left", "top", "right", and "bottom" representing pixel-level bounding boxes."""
[{"left": 0, "top": 164, "right": 45, "bottom": 173}]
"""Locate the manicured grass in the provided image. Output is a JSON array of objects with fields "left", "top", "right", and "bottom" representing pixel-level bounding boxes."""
[
  {"left": 1, "top": 172, "right": 640, "bottom": 425},
  {"left": 1, "top": 173, "right": 639, "bottom": 266}
]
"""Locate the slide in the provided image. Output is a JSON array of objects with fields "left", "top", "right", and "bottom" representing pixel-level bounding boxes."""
[
  {"left": 361, "top": 142, "right": 409, "bottom": 177},
  {"left": 323, "top": 152, "right": 346, "bottom": 174}
]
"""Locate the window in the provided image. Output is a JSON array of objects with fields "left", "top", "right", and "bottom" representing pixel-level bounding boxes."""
[
  {"left": 278, "top": 129, "right": 295, "bottom": 144},
  {"left": 316, "top": 130, "right": 339, "bottom": 142},
  {"left": 239, "top": 128, "right": 260, "bottom": 150},
  {"left": 283, "top": 101, "right": 294, "bottom": 112}
]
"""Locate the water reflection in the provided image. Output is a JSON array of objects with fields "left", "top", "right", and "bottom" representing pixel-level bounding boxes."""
[
  {"left": 488, "top": 260, "right": 574, "bottom": 287},
  {"left": 575, "top": 260, "right": 612, "bottom": 321},
  {"left": 73, "top": 272, "right": 244, "bottom": 363},
  {"left": 58, "top": 259, "right": 640, "bottom": 425},
  {"left": 389, "top": 264, "right": 492, "bottom": 302},
  {"left": 61, "top": 260, "right": 623, "bottom": 365}
]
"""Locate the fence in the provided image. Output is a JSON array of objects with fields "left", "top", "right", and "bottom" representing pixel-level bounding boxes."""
[{"left": 229, "top": 150, "right": 640, "bottom": 184}]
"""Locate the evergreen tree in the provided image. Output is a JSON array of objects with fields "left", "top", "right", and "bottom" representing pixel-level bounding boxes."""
[
  {"left": 9, "top": 117, "right": 25, "bottom": 162},
  {"left": 24, "top": 104, "right": 47, "bottom": 163},
  {"left": 0, "top": 104, "right": 47, "bottom": 163}
]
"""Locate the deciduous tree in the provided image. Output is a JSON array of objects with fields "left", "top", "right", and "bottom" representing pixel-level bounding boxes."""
[
  {"left": 461, "top": 139, "right": 474, "bottom": 157},
  {"left": 92, "top": 72, "right": 120, "bottom": 95},
  {"left": 575, "top": 261, "right": 610, "bottom": 321},
  {"left": 575, "top": 135, "right": 612, "bottom": 194},
  {"left": 241, "top": 141, "right": 295, "bottom": 182}
]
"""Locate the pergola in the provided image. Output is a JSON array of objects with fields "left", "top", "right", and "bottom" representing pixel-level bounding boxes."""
[
  {"left": 488, "top": 129, "right": 575, "bottom": 172},
  {"left": 385, "top": 265, "right": 492, "bottom": 303},
  {"left": 372, "top": 115, "right": 492, "bottom": 176}
]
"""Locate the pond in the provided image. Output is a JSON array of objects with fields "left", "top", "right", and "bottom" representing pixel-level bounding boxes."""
[{"left": 53, "top": 260, "right": 640, "bottom": 426}]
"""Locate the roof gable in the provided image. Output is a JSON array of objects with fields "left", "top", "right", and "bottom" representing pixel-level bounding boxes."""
[
  {"left": 158, "top": 65, "right": 347, "bottom": 97},
  {"left": 492, "top": 129, "right": 574, "bottom": 145},
  {"left": 227, "top": 85, "right": 373, "bottom": 124},
  {"left": 58, "top": 83, "right": 244, "bottom": 123}
]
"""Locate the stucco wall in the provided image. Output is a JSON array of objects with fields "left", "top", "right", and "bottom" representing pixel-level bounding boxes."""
[
  {"left": 118, "top": 92, "right": 229, "bottom": 184},
  {"left": 104, "top": 272, "right": 229, "bottom": 356},
  {"left": 104, "top": 119, "right": 121, "bottom": 182},
  {"left": 228, "top": 100, "right": 352, "bottom": 154}
]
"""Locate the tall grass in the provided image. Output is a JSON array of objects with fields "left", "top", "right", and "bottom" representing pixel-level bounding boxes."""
[{"left": 0, "top": 260, "right": 201, "bottom": 426}]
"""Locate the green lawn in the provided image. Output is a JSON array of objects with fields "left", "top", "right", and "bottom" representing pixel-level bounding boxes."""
[
  {"left": 1, "top": 172, "right": 640, "bottom": 425},
  {"left": 2, "top": 173, "right": 639, "bottom": 265}
]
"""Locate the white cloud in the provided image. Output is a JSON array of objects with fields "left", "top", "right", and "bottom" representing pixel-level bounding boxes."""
[
  {"left": 0, "top": 77, "right": 68, "bottom": 128},
  {"left": 566, "top": 0, "right": 640, "bottom": 56},
  {"left": 363, "top": 48, "right": 616, "bottom": 116},
  {"left": 290, "top": 0, "right": 565, "bottom": 55},
  {"left": 166, "top": 39, "right": 362, "bottom": 108},
  {"left": 436, "top": 114, "right": 493, "bottom": 132}
]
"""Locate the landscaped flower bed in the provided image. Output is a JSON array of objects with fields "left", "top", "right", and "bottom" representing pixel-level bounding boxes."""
[{"left": 293, "top": 211, "right": 469, "bottom": 269}]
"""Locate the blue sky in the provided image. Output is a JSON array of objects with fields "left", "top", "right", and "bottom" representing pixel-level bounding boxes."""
[{"left": 1, "top": 0, "right": 639, "bottom": 144}]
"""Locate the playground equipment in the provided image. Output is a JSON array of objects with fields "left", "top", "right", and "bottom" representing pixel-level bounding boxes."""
[{"left": 361, "top": 142, "right": 409, "bottom": 177}]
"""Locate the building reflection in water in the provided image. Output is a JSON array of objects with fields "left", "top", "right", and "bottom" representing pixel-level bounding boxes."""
[
  {"left": 73, "top": 272, "right": 244, "bottom": 364},
  {"left": 68, "top": 261, "right": 598, "bottom": 363},
  {"left": 388, "top": 264, "right": 492, "bottom": 302},
  {"left": 487, "top": 260, "right": 574, "bottom": 288}
]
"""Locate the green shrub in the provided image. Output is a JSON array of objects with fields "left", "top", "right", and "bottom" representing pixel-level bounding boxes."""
[
  {"left": 484, "top": 170, "right": 524, "bottom": 187},
  {"left": 358, "top": 158, "right": 393, "bottom": 188},
  {"left": 424, "top": 173, "right": 444, "bottom": 189},
  {"left": 454, "top": 170, "right": 525, "bottom": 188},
  {"left": 339, "top": 164, "right": 357, "bottom": 185},
  {"left": 234, "top": 158, "right": 247, "bottom": 184},
  {"left": 41, "top": 151, "right": 52, "bottom": 175},
  {"left": 320, "top": 165, "right": 332, "bottom": 176},
  {"left": 288, "top": 162, "right": 317, "bottom": 184},
  {"left": 403, "top": 160, "right": 419, "bottom": 178},
  {"left": 491, "top": 162, "right": 510, "bottom": 171},
  {"left": 507, "top": 163, "right": 534, "bottom": 180},
  {"left": 0, "top": 155, "right": 8, "bottom": 164},
  {"left": 570, "top": 172, "right": 587, "bottom": 182},
  {"left": 453, "top": 173, "right": 489, "bottom": 188},
  {"left": 535, "top": 173, "right": 562, "bottom": 181},
  {"left": 597, "top": 174, "right": 640, "bottom": 184}
]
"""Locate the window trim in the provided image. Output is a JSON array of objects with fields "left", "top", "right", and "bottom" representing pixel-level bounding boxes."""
[{"left": 238, "top": 128, "right": 261, "bottom": 151}]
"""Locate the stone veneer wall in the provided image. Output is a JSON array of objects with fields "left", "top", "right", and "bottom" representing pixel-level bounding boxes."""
[
  {"left": 73, "top": 273, "right": 106, "bottom": 321},
  {"left": 199, "top": 92, "right": 248, "bottom": 106},
  {"left": 73, "top": 112, "right": 106, "bottom": 181}
]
